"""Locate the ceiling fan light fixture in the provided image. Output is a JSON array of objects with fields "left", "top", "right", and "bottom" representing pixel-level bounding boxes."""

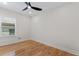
[{"left": 28, "top": 6, "right": 31, "bottom": 9}]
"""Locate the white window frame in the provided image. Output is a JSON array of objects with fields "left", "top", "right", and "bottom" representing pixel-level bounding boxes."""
[{"left": 0, "top": 16, "right": 16, "bottom": 37}]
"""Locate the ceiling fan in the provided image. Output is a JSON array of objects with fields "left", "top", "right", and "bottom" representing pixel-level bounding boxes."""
[{"left": 22, "top": 2, "right": 42, "bottom": 11}]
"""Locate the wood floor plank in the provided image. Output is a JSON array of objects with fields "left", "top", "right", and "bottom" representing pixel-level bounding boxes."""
[{"left": 0, "top": 40, "right": 75, "bottom": 56}]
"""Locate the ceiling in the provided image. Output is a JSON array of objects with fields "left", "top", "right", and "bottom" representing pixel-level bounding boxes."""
[{"left": 0, "top": 2, "right": 69, "bottom": 16}]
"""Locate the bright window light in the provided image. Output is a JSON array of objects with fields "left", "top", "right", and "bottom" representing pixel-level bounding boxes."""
[{"left": 3, "top": 2, "right": 8, "bottom": 5}]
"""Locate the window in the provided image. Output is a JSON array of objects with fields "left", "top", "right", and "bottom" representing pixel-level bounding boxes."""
[{"left": 0, "top": 17, "right": 16, "bottom": 36}]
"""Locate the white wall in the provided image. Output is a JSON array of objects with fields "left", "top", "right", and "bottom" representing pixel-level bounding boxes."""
[
  {"left": 31, "top": 3, "right": 79, "bottom": 55},
  {"left": 0, "top": 2, "right": 79, "bottom": 55},
  {"left": 0, "top": 7, "right": 30, "bottom": 40}
]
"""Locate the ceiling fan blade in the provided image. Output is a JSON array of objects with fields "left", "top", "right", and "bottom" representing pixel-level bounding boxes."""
[
  {"left": 28, "top": 2, "right": 31, "bottom": 6},
  {"left": 23, "top": 2, "right": 42, "bottom": 11},
  {"left": 31, "top": 6, "right": 42, "bottom": 11},
  {"left": 22, "top": 7, "right": 28, "bottom": 11},
  {"left": 25, "top": 2, "right": 28, "bottom": 5}
]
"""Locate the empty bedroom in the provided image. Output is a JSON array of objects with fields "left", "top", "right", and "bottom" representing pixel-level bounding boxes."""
[{"left": 0, "top": 2, "right": 78, "bottom": 56}]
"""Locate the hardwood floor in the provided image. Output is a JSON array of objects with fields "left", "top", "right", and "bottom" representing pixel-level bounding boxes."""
[{"left": 0, "top": 40, "right": 75, "bottom": 56}]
